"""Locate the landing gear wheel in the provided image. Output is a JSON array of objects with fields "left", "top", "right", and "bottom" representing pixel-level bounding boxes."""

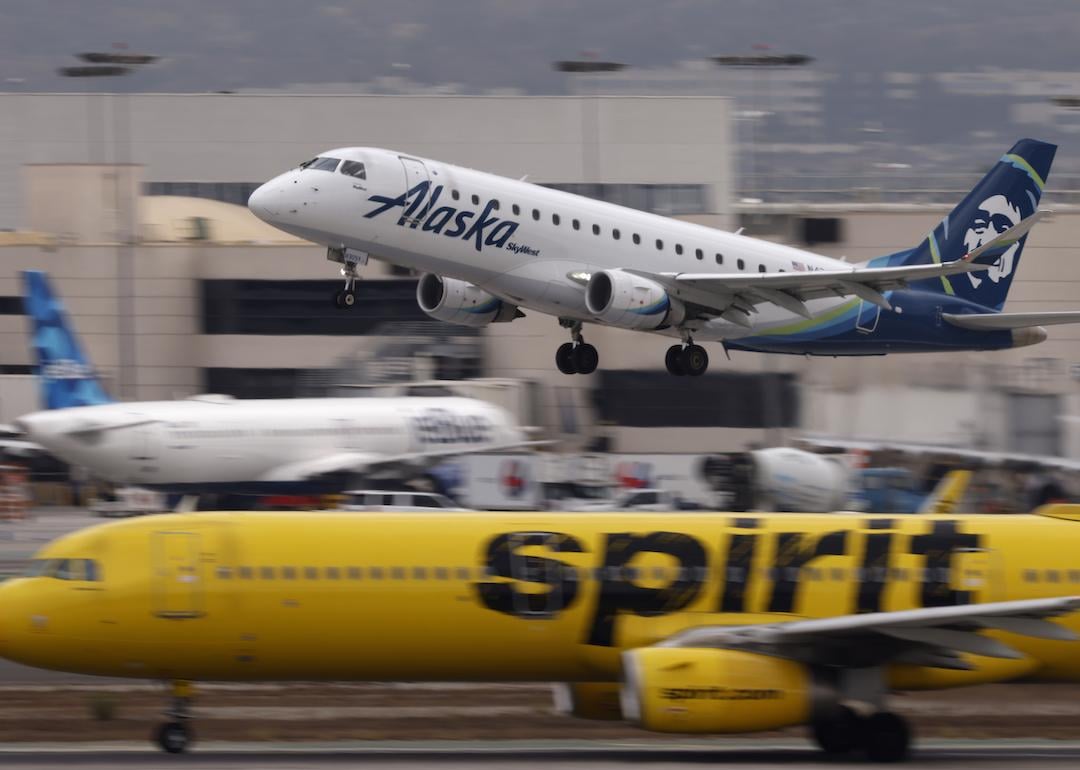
[
  {"left": 810, "top": 705, "right": 862, "bottom": 755},
  {"left": 862, "top": 711, "right": 911, "bottom": 763},
  {"left": 555, "top": 342, "right": 578, "bottom": 375},
  {"left": 333, "top": 290, "right": 345, "bottom": 308},
  {"left": 681, "top": 344, "right": 709, "bottom": 377},
  {"left": 341, "top": 289, "right": 356, "bottom": 308},
  {"left": 572, "top": 343, "right": 599, "bottom": 375},
  {"left": 665, "top": 345, "right": 686, "bottom": 376},
  {"left": 154, "top": 721, "right": 193, "bottom": 754}
]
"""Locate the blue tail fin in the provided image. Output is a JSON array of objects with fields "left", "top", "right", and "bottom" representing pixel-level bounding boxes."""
[
  {"left": 22, "top": 271, "right": 112, "bottom": 409},
  {"left": 903, "top": 138, "right": 1055, "bottom": 311}
]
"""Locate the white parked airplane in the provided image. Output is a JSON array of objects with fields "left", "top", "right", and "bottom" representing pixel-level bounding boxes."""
[
  {"left": 248, "top": 139, "right": 1080, "bottom": 377},
  {"left": 15, "top": 271, "right": 533, "bottom": 494}
]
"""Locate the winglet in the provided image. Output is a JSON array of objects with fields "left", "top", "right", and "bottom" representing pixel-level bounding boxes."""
[{"left": 962, "top": 209, "right": 1048, "bottom": 265}]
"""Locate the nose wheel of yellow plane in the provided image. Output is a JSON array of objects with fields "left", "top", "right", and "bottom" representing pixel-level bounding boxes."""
[{"left": 154, "top": 680, "right": 195, "bottom": 754}]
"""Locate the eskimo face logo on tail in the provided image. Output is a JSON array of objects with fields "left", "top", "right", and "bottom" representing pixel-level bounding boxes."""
[
  {"left": 365, "top": 182, "right": 536, "bottom": 255},
  {"left": 967, "top": 194, "right": 1021, "bottom": 289}
]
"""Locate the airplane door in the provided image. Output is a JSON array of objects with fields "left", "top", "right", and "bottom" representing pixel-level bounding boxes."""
[
  {"left": 951, "top": 547, "right": 1005, "bottom": 604},
  {"left": 399, "top": 156, "right": 431, "bottom": 223},
  {"left": 131, "top": 422, "right": 161, "bottom": 480},
  {"left": 152, "top": 531, "right": 204, "bottom": 619},
  {"left": 855, "top": 300, "right": 881, "bottom": 334}
]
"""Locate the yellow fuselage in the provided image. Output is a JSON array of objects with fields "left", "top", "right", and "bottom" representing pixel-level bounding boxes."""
[{"left": 2, "top": 510, "right": 1079, "bottom": 686}]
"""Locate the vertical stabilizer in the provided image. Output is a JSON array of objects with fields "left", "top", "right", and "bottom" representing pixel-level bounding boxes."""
[{"left": 22, "top": 271, "right": 112, "bottom": 409}]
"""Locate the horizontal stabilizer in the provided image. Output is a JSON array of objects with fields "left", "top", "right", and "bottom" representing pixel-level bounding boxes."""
[{"left": 943, "top": 311, "right": 1080, "bottom": 331}]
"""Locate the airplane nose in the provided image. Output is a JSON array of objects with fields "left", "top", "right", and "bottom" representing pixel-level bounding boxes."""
[{"left": 247, "top": 183, "right": 279, "bottom": 221}]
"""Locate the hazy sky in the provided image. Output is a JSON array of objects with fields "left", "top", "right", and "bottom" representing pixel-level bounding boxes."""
[{"left": 2, "top": 0, "right": 1078, "bottom": 93}]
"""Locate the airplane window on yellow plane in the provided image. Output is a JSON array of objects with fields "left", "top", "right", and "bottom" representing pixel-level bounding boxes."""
[
  {"left": 455, "top": 567, "right": 470, "bottom": 581},
  {"left": 85, "top": 560, "right": 102, "bottom": 581},
  {"left": 370, "top": 567, "right": 384, "bottom": 580},
  {"left": 216, "top": 567, "right": 232, "bottom": 579},
  {"left": 622, "top": 566, "right": 639, "bottom": 580},
  {"left": 1047, "top": 570, "right": 1061, "bottom": 583},
  {"left": 413, "top": 567, "right": 427, "bottom": 580},
  {"left": 434, "top": 567, "right": 449, "bottom": 580},
  {"left": 239, "top": 567, "right": 253, "bottom": 579},
  {"left": 651, "top": 566, "right": 665, "bottom": 580},
  {"left": 305, "top": 567, "right": 318, "bottom": 580},
  {"left": 260, "top": 567, "right": 275, "bottom": 580},
  {"left": 1069, "top": 570, "right": 1080, "bottom": 583},
  {"left": 326, "top": 567, "right": 340, "bottom": 580},
  {"left": 1023, "top": 569, "right": 1037, "bottom": 582},
  {"left": 390, "top": 567, "right": 406, "bottom": 580},
  {"left": 282, "top": 567, "right": 296, "bottom": 580},
  {"left": 347, "top": 567, "right": 362, "bottom": 580},
  {"left": 831, "top": 568, "right": 845, "bottom": 581},
  {"left": 22, "top": 560, "right": 48, "bottom": 577}
]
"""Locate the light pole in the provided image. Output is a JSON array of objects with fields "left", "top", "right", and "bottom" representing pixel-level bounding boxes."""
[{"left": 59, "top": 49, "right": 158, "bottom": 401}]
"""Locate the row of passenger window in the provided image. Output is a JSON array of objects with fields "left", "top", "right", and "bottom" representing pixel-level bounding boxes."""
[
  {"left": 211, "top": 564, "right": 1026, "bottom": 584},
  {"left": 1023, "top": 569, "right": 1080, "bottom": 583},
  {"left": 23, "top": 559, "right": 102, "bottom": 581}
]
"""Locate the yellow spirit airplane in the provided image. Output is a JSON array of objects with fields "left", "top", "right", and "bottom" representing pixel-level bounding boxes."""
[{"left": 3, "top": 508, "right": 1080, "bottom": 761}]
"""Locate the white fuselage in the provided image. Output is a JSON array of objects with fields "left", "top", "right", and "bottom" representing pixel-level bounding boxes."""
[
  {"left": 15, "top": 397, "right": 522, "bottom": 488},
  {"left": 248, "top": 148, "right": 849, "bottom": 341}
]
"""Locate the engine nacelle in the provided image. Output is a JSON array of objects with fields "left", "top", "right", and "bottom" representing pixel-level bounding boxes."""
[
  {"left": 585, "top": 269, "right": 685, "bottom": 330},
  {"left": 416, "top": 273, "right": 520, "bottom": 328},
  {"left": 750, "top": 447, "right": 851, "bottom": 512},
  {"left": 621, "top": 648, "right": 813, "bottom": 734},
  {"left": 552, "top": 682, "right": 623, "bottom": 721}
]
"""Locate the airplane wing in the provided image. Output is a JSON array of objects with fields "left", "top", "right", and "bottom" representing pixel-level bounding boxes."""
[
  {"left": 258, "top": 440, "right": 553, "bottom": 482},
  {"left": 943, "top": 311, "right": 1080, "bottom": 331},
  {"left": 658, "top": 596, "right": 1080, "bottom": 670},
  {"left": 800, "top": 434, "right": 1080, "bottom": 472},
  {"left": 624, "top": 211, "right": 1047, "bottom": 325}
]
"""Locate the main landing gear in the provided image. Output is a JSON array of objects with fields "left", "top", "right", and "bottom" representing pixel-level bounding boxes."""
[
  {"left": 664, "top": 339, "right": 709, "bottom": 377},
  {"left": 555, "top": 321, "right": 599, "bottom": 375},
  {"left": 328, "top": 247, "right": 368, "bottom": 309},
  {"left": 810, "top": 705, "right": 912, "bottom": 763},
  {"left": 154, "top": 680, "right": 195, "bottom": 754}
]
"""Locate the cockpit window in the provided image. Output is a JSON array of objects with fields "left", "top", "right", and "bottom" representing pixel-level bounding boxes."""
[
  {"left": 23, "top": 558, "right": 102, "bottom": 581},
  {"left": 340, "top": 160, "right": 366, "bottom": 179},
  {"left": 300, "top": 156, "right": 341, "bottom": 172}
]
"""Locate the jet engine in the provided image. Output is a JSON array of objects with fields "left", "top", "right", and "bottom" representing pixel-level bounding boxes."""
[
  {"left": 416, "top": 273, "right": 521, "bottom": 327},
  {"left": 585, "top": 269, "right": 686, "bottom": 330},
  {"left": 621, "top": 648, "right": 815, "bottom": 734}
]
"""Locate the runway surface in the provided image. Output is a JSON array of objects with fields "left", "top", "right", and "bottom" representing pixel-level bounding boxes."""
[{"left": 1, "top": 740, "right": 1080, "bottom": 769}]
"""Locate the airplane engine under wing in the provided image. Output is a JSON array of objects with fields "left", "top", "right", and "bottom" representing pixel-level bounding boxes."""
[
  {"left": 585, "top": 269, "right": 686, "bottom": 330},
  {"left": 621, "top": 648, "right": 815, "bottom": 734},
  {"left": 416, "top": 273, "right": 521, "bottom": 327}
]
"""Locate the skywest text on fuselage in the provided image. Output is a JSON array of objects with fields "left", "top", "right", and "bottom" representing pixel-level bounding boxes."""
[
  {"left": 364, "top": 181, "right": 531, "bottom": 254},
  {"left": 473, "top": 518, "right": 985, "bottom": 647}
]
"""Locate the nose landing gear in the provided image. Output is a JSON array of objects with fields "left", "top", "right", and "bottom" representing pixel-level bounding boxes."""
[
  {"left": 328, "top": 247, "right": 368, "bottom": 309},
  {"left": 154, "top": 680, "right": 195, "bottom": 754},
  {"left": 555, "top": 320, "right": 599, "bottom": 375}
]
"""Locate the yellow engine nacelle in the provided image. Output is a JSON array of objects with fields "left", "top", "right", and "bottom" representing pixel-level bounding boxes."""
[
  {"left": 552, "top": 682, "right": 623, "bottom": 721},
  {"left": 621, "top": 648, "right": 812, "bottom": 734}
]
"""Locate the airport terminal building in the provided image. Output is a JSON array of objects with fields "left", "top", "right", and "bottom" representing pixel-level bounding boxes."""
[{"left": 0, "top": 92, "right": 1078, "bottom": 460}]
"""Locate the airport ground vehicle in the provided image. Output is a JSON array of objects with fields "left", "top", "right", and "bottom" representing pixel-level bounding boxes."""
[
  {"left": 4, "top": 508, "right": 1080, "bottom": 760},
  {"left": 250, "top": 139, "right": 1080, "bottom": 376},
  {"left": 341, "top": 489, "right": 469, "bottom": 511}
]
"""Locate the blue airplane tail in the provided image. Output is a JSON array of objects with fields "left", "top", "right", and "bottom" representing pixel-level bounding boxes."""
[
  {"left": 22, "top": 271, "right": 112, "bottom": 409},
  {"left": 901, "top": 138, "right": 1055, "bottom": 311}
]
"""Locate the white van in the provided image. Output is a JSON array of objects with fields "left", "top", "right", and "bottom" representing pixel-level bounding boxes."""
[{"left": 341, "top": 490, "right": 470, "bottom": 512}]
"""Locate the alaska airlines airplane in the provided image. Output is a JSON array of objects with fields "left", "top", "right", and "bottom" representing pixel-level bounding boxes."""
[
  {"left": 3, "top": 509, "right": 1080, "bottom": 760},
  {"left": 14, "top": 271, "right": 531, "bottom": 493},
  {"left": 249, "top": 139, "right": 1080, "bottom": 377}
]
